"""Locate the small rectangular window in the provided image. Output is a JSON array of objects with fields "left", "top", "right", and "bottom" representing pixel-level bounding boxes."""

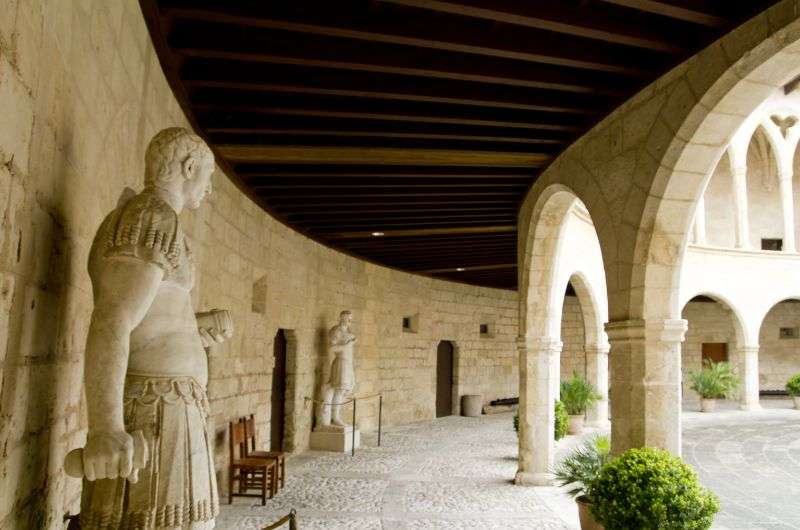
[
  {"left": 479, "top": 324, "right": 489, "bottom": 334},
  {"left": 479, "top": 321, "right": 495, "bottom": 338},
  {"left": 402, "top": 314, "right": 419, "bottom": 333},
  {"left": 779, "top": 327, "right": 798, "bottom": 339},
  {"left": 762, "top": 238, "right": 783, "bottom": 251}
]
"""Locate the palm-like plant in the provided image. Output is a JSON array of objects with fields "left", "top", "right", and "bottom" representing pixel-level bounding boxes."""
[
  {"left": 689, "top": 360, "right": 739, "bottom": 399},
  {"left": 560, "top": 372, "right": 600, "bottom": 416},
  {"left": 552, "top": 435, "right": 610, "bottom": 501}
]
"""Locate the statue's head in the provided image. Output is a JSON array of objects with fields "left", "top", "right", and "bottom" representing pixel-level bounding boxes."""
[
  {"left": 339, "top": 310, "right": 353, "bottom": 327},
  {"left": 144, "top": 128, "right": 215, "bottom": 210}
]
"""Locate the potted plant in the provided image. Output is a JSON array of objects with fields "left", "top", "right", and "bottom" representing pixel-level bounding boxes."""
[
  {"left": 587, "top": 447, "right": 719, "bottom": 530},
  {"left": 786, "top": 374, "right": 800, "bottom": 409},
  {"left": 560, "top": 372, "right": 600, "bottom": 434},
  {"left": 514, "top": 400, "right": 569, "bottom": 441},
  {"left": 553, "top": 436, "right": 610, "bottom": 530},
  {"left": 688, "top": 360, "right": 739, "bottom": 412}
]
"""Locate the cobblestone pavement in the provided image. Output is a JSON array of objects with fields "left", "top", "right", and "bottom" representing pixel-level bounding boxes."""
[
  {"left": 217, "top": 413, "right": 576, "bottom": 529},
  {"left": 683, "top": 400, "right": 800, "bottom": 530}
]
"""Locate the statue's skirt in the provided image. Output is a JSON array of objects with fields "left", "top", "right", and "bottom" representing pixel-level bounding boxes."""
[{"left": 81, "top": 375, "right": 218, "bottom": 529}]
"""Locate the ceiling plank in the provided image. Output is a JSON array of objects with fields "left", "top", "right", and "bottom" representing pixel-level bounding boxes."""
[
  {"left": 220, "top": 145, "right": 550, "bottom": 167},
  {"left": 378, "top": 0, "right": 687, "bottom": 52},
  {"left": 419, "top": 263, "right": 517, "bottom": 273},
  {"left": 171, "top": 38, "right": 628, "bottom": 96},
  {"left": 326, "top": 225, "right": 516, "bottom": 239},
  {"left": 163, "top": 6, "right": 659, "bottom": 76},
  {"left": 597, "top": 0, "right": 727, "bottom": 27}
]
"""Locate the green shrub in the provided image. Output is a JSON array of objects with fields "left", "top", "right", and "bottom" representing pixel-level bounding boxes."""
[
  {"left": 588, "top": 447, "right": 719, "bottom": 530},
  {"left": 688, "top": 360, "right": 739, "bottom": 399},
  {"left": 786, "top": 374, "right": 800, "bottom": 396},
  {"left": 560, "top": 372, "right": 600, "bottom": 415},
  {"left": 554, "top": 400, "right": 568, "bottom": 440},
  {"left": 552, "top": 435, "right": 610, "bottom": 501},
  {"left": 513, "top": 400, "right": 568, "bottom": 441}
]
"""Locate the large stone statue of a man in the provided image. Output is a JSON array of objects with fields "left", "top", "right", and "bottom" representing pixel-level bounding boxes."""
[
  {"left": 75, "top": 128, "right": 232, "bottom": 528},
  {"left": 317, "top": 311, "right": 357, "bottom": 428}
]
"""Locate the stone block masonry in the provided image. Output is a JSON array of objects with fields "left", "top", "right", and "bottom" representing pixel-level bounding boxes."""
[{"left": 0, "top": 1, "right": 518, "bottom": 527}]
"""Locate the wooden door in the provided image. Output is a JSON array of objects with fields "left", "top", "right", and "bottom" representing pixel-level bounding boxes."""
[
  {"left": 270, "top": 329, "right": 287, "bottom": 452},
  {"left": 436, "top": 341, "right": 454, "bottom": 418},
  {"left": 701, "top": 342, "right": 728, "bottom": 364}
]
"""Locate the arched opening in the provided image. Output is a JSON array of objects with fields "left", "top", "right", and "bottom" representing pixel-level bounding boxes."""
[
  {"left": 758, "top": 298, "right": 800, "bottom": 400},
  {"left": 681, "top": 295, "right": 749, "bottom": 408},
  {"left": 517, "top": 188, "right": 608, "bottom": 484},
  {"left": 747, "top": 126, "right": 783, "bottom": 249},
  {"left": 271, "top": 329, "right": 288, "bottom": 452},
  {"left": 436, "top": 340, "right": 455, "bottom": 418}
]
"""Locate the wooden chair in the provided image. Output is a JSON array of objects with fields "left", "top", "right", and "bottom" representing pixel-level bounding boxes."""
[
  {"left": 228, "top": 421, "right": 277, "bottom": 505},
  {"left": 241, "top": 413, "right": 286, "bottom": 490}
]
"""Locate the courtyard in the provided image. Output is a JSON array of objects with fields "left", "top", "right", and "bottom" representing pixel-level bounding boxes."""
[{"left": 218, "top": 406, "right": 800, "bottom": 529}]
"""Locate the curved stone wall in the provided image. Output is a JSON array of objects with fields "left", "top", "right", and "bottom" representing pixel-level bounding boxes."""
[{"left": 0, "top": 1, "right": 518, "bottom": 526}]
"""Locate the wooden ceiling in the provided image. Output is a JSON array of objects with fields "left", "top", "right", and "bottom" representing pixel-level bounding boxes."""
[{"left": 141, "top": 0, "right": 778, "bottom": 290}]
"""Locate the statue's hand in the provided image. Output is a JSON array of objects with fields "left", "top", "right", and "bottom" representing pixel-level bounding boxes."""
[
  {"left": 82, "top": 430, "right": 134, "bottom": 481},
  {"left": 196, "top": 309, "right": 234, "bottom": 347}
]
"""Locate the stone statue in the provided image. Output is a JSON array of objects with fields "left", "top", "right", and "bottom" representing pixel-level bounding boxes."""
[
  {"left": 317, "top": 310, "right": 357, "bottom": 428},
  {"left": 72, "top": 128, "right": 232, "bottom": 529}
]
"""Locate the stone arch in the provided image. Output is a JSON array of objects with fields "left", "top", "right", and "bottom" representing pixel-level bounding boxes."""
[
  {"left": 637, "top": 16, "right": 800, "bottom": 323},
  {"left": 680, "top": 291, "right": 751, "bottom": 347},
  {"left": 516, "top": 185, "right": 610, "bottom": 484},
  {"left": 756, "top": 297, "right": 800, "bottom": 393}
]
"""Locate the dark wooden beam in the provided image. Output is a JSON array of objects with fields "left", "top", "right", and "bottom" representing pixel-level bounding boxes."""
[
  {"left": 597, "top": 0, "right": 727, "bottom": 27},
  {"left": 219, "top": 145, "right": 551, "bottom": 167},
  {"left": 378, "top": 0, "right": 687, "bottom": 52},
  {"left": 163, "top": 5, "right": 661, "bottom": 76},
  {"left": 182, "top": 58, "right": 615, "bottom": 115},
  {"left": 326, "top": 225, "right": 516, "bottom": 239},
  {"left": 168, "top": 21, "right": 631, "bottom": 96},
  {"left": 420, "top": 263, "right": 516, "bottom": 273}
]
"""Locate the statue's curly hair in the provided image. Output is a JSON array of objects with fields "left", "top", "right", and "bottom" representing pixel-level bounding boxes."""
[{"left": 144, "top": 127, "right": 214, "bottom": 186}]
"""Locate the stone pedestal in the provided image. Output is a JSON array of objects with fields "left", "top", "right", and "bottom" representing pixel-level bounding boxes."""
[
  {"left": 310, "top": 426, "right": 361, "bottom": 452},
  {"left": 461, "top": 394, "right": 483, "bottom": 417}
]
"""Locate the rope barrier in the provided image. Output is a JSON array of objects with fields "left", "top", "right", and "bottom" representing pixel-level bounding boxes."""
[
  {"left": 304, "top": 393, "right": 386, "bottom": 456},
  {"left": 261, "top": 509, "right": 298, "bottom": 529}
]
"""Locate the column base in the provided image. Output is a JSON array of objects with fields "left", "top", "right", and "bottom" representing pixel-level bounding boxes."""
[
  {"left": 739, "top": 403, "right": 762, "bottom": 412},
  {"left": 515, "top": 471, "right": 552, "bottom": 486}
]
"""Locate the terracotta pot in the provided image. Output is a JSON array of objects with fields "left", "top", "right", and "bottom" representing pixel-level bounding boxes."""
[
  {"left": 577, "top": 497, "right": 604, "bottom": 530},
  {"left": 700, "top": 398, "right": 716, "bottom": 412},
  {"left": 568, "top": 414, "right": 584, "bottom": 435},
  {"left": 793, "top": 396, "right": 800, "bottom": 410}
]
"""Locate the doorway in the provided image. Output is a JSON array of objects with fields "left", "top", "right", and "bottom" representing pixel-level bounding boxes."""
[
  {"left": 702, "top": 342, "right": 728, "bottom": 364},
  {"left": 271, "top": 329, "right": 287, "bottom": 452},
  {"left": 436, "top": 340, "right": 454, "bottom": 417}
]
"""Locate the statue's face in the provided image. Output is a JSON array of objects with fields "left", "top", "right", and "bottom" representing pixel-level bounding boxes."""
[
  {"left": 182, "top": 156, "right": 215, "bottom": 210},
  {"left": 342, "top": 313, "right": 353, "bottom": 327}
]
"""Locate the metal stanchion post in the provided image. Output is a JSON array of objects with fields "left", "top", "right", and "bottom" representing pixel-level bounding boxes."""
[
  {"left": 378, "top": 394, "right": 383, "bottom": 447},
  {"left": 351, "top": 398, "right": 357, "bottom": 457}
]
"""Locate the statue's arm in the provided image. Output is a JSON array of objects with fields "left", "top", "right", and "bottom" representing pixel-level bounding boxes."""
[{"left": 83, "top": 258, "right": 163, "bottom": 480}]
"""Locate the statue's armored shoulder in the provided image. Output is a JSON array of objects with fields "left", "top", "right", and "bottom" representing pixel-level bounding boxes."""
[{"left": 91, "top": 191, "right": 184, "bottom": 272}]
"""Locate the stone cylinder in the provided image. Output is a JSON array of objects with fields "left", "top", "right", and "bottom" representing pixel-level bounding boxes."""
[{"left": 460, "top": 394, "right": 483, "bottom": 417}]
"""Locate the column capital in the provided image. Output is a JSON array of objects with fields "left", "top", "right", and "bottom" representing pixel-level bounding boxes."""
[{"left": 605, "top": 319, "right": 687, "bottom": 343}]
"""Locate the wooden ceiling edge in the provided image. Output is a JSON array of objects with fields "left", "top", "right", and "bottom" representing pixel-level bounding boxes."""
[
  {"left": 327, "top": 225, "right": 517, "bottom": 239},
  {"left": 139, "top": 0, "right": 522, "bottom": 293}
]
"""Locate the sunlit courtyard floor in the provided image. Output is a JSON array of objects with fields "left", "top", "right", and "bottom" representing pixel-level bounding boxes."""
[
  {"left": 217, "top": 401, "right": 800, "bottom": 530},
  {"left": 683, "top": 398, "right": 800, "bottom": 530},
  {"left": 217, "top": 413, "right": 576, "bottom": 529}
]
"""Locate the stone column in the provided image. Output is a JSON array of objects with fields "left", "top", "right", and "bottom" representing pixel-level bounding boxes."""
[
  {"left": 585, "top": 343, "right": 610, "bottom": 428},
  {"left": 734, "top": 345, "right": 761, "bottom": 410},
  {"left": 693, "top": 195, "right": 707, "bottom": 245},
  {"left": 779, "top": 170, "right": 796, "bottom": 252},
  {"left": 732, "top": 164, "right": 751, "bottom": 249},
  {"left": 605, "top": 319, "right": 687, "bottom": 456},
  {"left": 516, "top": 336, "right": 562, "bottom": 486}
]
